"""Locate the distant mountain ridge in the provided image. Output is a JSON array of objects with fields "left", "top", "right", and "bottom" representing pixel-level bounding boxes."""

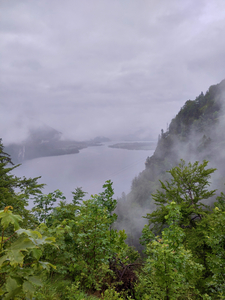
[{"left": 5, "top": 124, "right": 110, "bottom": 163}]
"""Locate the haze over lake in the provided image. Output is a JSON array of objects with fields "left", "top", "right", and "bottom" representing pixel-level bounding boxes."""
[{"left": 12, "top": 142, "right": 154, "bottom": 202}]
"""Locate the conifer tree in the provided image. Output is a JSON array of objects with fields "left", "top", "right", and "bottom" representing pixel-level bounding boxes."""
[{"left": 0, "top": 139, "right": 44, "bottom": 226}]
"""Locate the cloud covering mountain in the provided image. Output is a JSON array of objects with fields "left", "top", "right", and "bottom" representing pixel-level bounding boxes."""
[{"left": 1, "top": 0, "right": 225, "bottom": 143}]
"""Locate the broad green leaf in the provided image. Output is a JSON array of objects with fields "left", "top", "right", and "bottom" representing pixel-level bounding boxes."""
[
  {"left": 28, "top": 275, "right": 43, "bottom": 286},
  {"left": 8, "top": 250, "right": 24, "bottom": 266},
  {"left": 17, "top": 228, "right": 42, "bottom": 238},
  {"left": 5, "top": 276, "right": 22, "bottom": 300},
  {"left": 31, "top": 248, "right": 42, "bottom": 260},
  {"left": 39, "top": 261, "right": 56, "bottom": 270},
  {"left": 0, "top": 250, "right": 24, "bottom": 266},
  {"left": 0, "top": 254, "right": 8, "bottom": 266},
  {"left": 0, "top": 287, "right": 4, "bottom": 296},
  {"left": 15, "top": 268, "right": 34, "bottom": 278},
  {"left": 32, "top": 236, "right": 56, "bottom": 246},
  {"left": 23, "top": 280, "right": 35, "bottom": 297},
  {"left": 0, "top": 211, "right": 22, "bottom": 230},
  {"left": 10, "top": 237, "right": 35, "bottom": 251}
]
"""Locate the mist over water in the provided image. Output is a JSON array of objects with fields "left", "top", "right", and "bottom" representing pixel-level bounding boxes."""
[{"left": 12, "top": 142, "right": 154, "bottom": 203}]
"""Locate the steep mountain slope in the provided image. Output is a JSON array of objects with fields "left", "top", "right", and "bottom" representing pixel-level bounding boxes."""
[{"left": 116, "top": 79, "right": 225, "bottom": 248}]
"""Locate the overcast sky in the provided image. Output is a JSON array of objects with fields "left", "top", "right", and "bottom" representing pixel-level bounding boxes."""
[{"left": 1, "top": 0, "right": 225, "bottom": 144}]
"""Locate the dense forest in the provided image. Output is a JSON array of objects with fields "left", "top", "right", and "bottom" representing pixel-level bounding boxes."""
[{"left": 1, "top": 79, "right": 225, "bottom": 299}]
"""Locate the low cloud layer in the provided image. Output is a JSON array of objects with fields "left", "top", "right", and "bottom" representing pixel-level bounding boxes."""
[{"left": 1, "top": 0, "right": 225, "bottom": 143}]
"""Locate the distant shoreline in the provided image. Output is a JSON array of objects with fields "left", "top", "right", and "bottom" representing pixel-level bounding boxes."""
[{"left": 108, "top": 142, "right": 156, "bottom": 151}]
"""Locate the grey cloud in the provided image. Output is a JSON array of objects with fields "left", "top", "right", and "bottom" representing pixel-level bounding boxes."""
[{"left": 1, "top": 0, "right": 225, "bottom": 144}]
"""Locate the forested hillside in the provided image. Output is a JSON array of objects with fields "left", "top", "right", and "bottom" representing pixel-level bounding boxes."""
[
  {"left": 2, "top": 141, "right": 225, "bottom": 298},
  {"left": 116, "top": 79, "right": 225, "bottom": 247}
]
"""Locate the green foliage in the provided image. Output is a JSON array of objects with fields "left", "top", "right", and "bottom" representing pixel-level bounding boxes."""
[
  {"left": 64, "top": 281, "right": 99, "bottom": 300},
  {"left": 169, "top": 81, "right": 222, "bottom": 137},
  {"left": 0, "top": 206, "right": 56, "bottom": 299},
  {"left": 193, "top": 201, "right": 225, "bottom": 297},
  {"left": 72, "top": 186, "right": 87, "bottom": 213},
  {"left": 117, "top": 80, "right": 225, "bottom": 252},
  {"left": 140, "top": 160, "right": 225, "bottom": 298},
  {"left": 34, "top": 278, "right": 99, "bottom": 299},
  {"left": 137, "top": 202, "right": 204, "bottom": 299},
  {"left": 7, "top": 134, "right": 225, "bottom": 298},
  {"left": 32, "top": 189, "right": 66, "bottom": 224},
  {"left": 98, "top": 180, "right": 117, "bottom": 215},
  {"left": 102, "top": 287, "right": 129, "bottom": 300},
  {"left": 70, "top": 182, "right": 130, "bottom": 290},
  {"left": 144, "top": 160, "right": 216, "bottom": 235},
  {"left": 0, "top": 139, "right": 44, "bottom": 229},
  {"left": 38, "top": 181, "right": 133, "bottom": 293}
]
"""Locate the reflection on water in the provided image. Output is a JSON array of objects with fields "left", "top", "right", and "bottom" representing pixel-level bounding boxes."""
[{"left": 12, "top": 142, "right": 154, "bottom": 202}]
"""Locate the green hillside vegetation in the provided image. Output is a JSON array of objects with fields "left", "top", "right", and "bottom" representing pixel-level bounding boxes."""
[
  {"left": 1, "top": 138, "right": 225, "bottom": 298},
  {"left": 1, "top": 79, "right": 225, "bottom": 299},
  {"left": 115, "top": 79, "right": 225, "bottom": 249}
]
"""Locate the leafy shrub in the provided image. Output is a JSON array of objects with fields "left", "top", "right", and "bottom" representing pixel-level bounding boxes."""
[{"left": 0, "top": 206, "right": 55, "bottom": 299}]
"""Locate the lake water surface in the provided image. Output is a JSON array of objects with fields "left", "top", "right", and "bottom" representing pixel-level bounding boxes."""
[{"left": 12, "top": 142, "right": 155, "bottom": 201}]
